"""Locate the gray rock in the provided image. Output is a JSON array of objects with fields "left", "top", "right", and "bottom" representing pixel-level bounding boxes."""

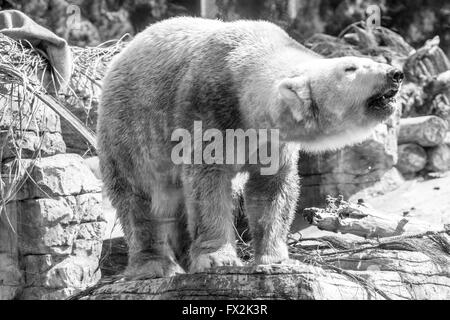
[
  {"left": 22, "top": 255, "right": 100, "bottom": 292},
  {"left": 0, "top": 253, "right": 22, "bottom": 300},
  {"left": 83, "top": 156, "right": 101, "bottom": 179},
  {"left": 396, "top": 143, "right": 428, "bottom": 174},
  {"left": 20, "top": 287, "right": 78, "bottom": 300},
  {"left": 0, "top": 130, "right": 66, "bottom": 160},
  {"left": 15, "top": 197, "right": 106, "bottom": 255},
  {"left": 72, "top": 239, "right": 103, "bottom": 258},
  {"left": 22, "top": 255, "right": 56, "bottom": 287},
  {"left": 0, "top": 204, "right": 21, "bottom": 300},
  {"left": 76, "top": 193, "right": 104, "bottom": 223},
  {"left": 18, "top": 221, "right": 79, "bottom": 255},
  {"left": 76, "top": 222, "right": 107, "bottom": 241},
  {"left": 2, "top": 154, "right": 102, "bottom": 200},
  {"left": 0, "top": 202, "right": 18, "bottom": 253},
  {"left": 13, "top": 196, "right": 77, "bottom": 255},
  {"left": 17, "top": 196, "right": 77, "bottom": 226},
  {"left": 426, "top": 144, "right": 450, "bottom": 172},
  {"left": 77, "top": 257, "right": 450, "bottom": 300},
  {"left": 0, "top": 94, "right": 61, "bottom": 133},
  {"left": 398, "top": 116, "right": 448, "bottom": 147}
]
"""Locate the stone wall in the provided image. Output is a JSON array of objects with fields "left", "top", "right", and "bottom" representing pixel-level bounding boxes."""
[{"left": 0, "top": 83, "right": 104, "bottom": 300}]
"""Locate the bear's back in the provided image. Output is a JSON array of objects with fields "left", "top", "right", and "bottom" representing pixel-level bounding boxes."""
[
  {"left": 102, "top": 17, "right": 296, "bottom": 99},
  {"left": 97, "top": 18, "right": 309, "bottom": 168},
  {"left": 99, "top": 17, "right": 298, "bottom": 129}
]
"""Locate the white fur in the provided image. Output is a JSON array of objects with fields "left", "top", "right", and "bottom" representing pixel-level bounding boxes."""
[{"left": 299, "top": 124, "right": 377, "bottom": 153}]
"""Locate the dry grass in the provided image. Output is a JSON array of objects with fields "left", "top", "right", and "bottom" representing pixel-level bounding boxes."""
[
  {"left": 0, "top": 34, "right": 47, "bottom": 222},
  {"left": 60, "top": 35, "right": 129, "bottom": 156}
]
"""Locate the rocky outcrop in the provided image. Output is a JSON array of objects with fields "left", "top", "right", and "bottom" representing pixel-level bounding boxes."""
[
  {"left": 0, "top": 210, "right": 21, "bottom": 300},
  {"left": 396, "top": 143, "right": 428, "bottom": 175},
  {"left": 75, "top": 236, "right": 450, "bottom": 300},
  {"left": 398, "top": 116, "right": 448, "bottom": 147},
  {"left": 0, "top": 154, "right": 106, "bottom": 299},
  {"left": 0, "top": 131, "right": 66, "bottom": 160},
  {"left": 1, "top": 155, "right": 104, "bottom": 300},
  {"left": 1, "top": 1, "right": 449, "bottom": 57},
  {"left": 396, "top": 38, "right": 450, "bottom": 176}
]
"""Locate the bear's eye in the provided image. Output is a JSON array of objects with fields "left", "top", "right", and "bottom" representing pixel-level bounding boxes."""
[{"left": 344, "top": 66, "right": 357, "bottom": 72}]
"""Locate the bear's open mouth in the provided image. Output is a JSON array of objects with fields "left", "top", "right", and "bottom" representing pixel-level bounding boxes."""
[
  {"left": 366, "top": 87, "right": 399, "bottom": 118},
  {"left": 368, "top": 88, "right": 398, "bottom": 109}
]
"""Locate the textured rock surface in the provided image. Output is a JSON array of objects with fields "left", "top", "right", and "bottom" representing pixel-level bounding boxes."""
[
  {"left": 0, "top": 253, "right": 22, "bottom": 300},
  {"left": 0, "top": 130, "right": 66, "bottom": 160},
  {"left": 396, "top": 143, "right": 428, "bottom": 174},
  {"left": 15, "top": 196, "right": 105, "bottom": 255},
  {"left": 0, "top": 206, "right": 22, "bottom": 300},
  {"left": 445, "top": 132, "right": 450, "bottom": 146},
  {"left": 21, "top": 255, "right": 101, "bottom": 300},
  {"left": 0, "top": 201, "right": 21, "bottom": 300},
  {"left": 2, "top": 154, "right": 102, "bottom": 200},
  {"left": 77, "top": 254, "right": 450, "bottom": 300},
  {"left": 0, "top": 153, "right": 105, "bottom": 300},
  {"left": 0, "top": 95, "right": 61, "bottom": 133},
  {"left": 398, "top": 116, "right": 448, "bottom": 147},
  {"left": 426, "top": 144, "right": 450, "bottom": 172}
]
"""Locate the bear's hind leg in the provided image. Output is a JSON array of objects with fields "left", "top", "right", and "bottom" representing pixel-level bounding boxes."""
[
  {"left": 114, "top": 184, "right": 186, "bottom": 279},
  {"left": 182, "top": 166, "right": 243, "bottom": 273}
]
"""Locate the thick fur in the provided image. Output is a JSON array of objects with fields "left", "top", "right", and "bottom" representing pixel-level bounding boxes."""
[{"left": 98, "top": 17, "right": 398, "bottom": 277}]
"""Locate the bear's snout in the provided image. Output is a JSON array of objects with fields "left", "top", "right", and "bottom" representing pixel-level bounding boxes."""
[{"left": 387, "top": 68, "right": 404, "bottom": 84}]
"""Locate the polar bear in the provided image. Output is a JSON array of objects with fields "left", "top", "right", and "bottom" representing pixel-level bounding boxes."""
[{"left": 97, "top": 17, "right": 403, "bottom": 278}]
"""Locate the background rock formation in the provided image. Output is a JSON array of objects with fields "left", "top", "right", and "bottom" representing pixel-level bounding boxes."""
[{"left": 1, "top": 0, "right": 449, "bottom": 57}]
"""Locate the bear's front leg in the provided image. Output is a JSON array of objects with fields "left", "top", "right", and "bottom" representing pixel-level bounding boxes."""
[
  {"left": 182, "top": 166, "right": 243, "bottom": 273},
  {"left": 244, "top": 144, "right": 300, "bottom": 265}
]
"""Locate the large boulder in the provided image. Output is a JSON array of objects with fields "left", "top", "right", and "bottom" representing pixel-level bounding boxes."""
[
  {"left": 0, "top": 131, "right": 66, "bottom": 161},
  {"left": 0, "top": 92, "right": 61, "bottom": 133},
  {"left": 76, "top": 249, "right": 450, "bottom": 300},
  {"left": 0, "top": 206, "right": 22, "bottom": 300},
  {"left": 0, "top": 154, "right": 105, "bottom": 300},
  {"left": 2, "top": 153, "right": 102, "bottom": 201}
]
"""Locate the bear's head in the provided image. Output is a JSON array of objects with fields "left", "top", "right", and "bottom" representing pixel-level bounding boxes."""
[{"left": 277, "top": 56, "right": 403, "bottom": 152}]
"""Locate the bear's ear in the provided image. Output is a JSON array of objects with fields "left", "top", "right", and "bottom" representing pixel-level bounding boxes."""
[{"left": 278, "top": 77, "right": 312, "bottom": 122}]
